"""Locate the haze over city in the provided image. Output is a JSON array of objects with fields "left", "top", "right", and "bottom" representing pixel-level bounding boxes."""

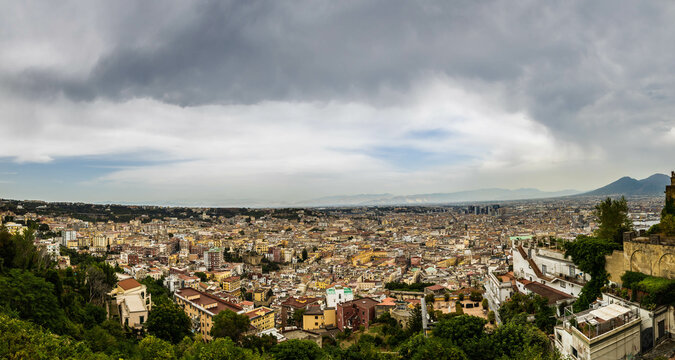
[{"left": 1, "top": 1, "right": 674, "bottom": 206}]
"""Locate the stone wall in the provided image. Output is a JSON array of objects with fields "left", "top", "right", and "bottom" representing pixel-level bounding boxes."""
[{"left": 605, "top": 240, "right": 675, "bottom": 284}]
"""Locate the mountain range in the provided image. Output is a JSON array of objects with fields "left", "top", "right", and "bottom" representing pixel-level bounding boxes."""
[
  {"left": 293, "top": 173, "right": 670, "bottom": 207},
  {"left": 580, "top": 173, "right": 669, "bottom": 197}
]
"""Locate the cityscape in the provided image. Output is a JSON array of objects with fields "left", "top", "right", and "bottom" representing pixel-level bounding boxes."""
[{"left": 1, "top": 2, "right": 675, "bottom": 360}]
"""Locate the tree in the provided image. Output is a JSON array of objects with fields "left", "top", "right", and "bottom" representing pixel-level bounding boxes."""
[
  {"left": 86, "top": 264, "right": 111, "bottom": 305},
  {"left": 425, "top": 293, "right": 435, "bottom": 304},
  {"left": 469, "top": 291, "right": 482, "bottom": 302},
  {"left": 138, "top": 335, "right": 175, "bottom": 360},
  {"left": 211, "top": 310, "right": 251, "bottom": 343},
  {"left": 489, "top": 321, "right": 557, "bottom": 360},
  {"left": 292, "top": 308, "right": 306, "bottom": 327},
  {"left": 498, "top": 293, "right": 555, "bottom": 333},
  {"left": 301, "top": 248, "right": 308, "bottom": 261},
  {"left": 271, "top": 339, "right": 324, "bottom": 360},
  {"left": 184, "top": 337, "right": 262, "bottom": 360},
  {"left": 146, "top": 301, "right": 192, "bottom": 344},
  {"left": 399, "top": 334, "right": 468, "bottom": 360},
  {"left": 406, "top": 305, "right": 423, "bottom": 334},
  {"left": 433, "top": 315, "right": 486, "bottom": 344},
  {"left": 594, "top": 197, "right": 632, "bottom": 245},
  {"left": 0, "top": 269, "right": 71, "bottom": 334},
  {"left": 660, "top": 214, "right": 675, "bottom": 236},
  {"left": 0, "top": 314, "right": 100, "bottom": 359},
  {"left": 488, "top": 311, "right": 496, "bottom": 324},
  {"left": 241, "top": 334, "right": 277, "bottom": 353},
  {"left": 458, "top": 293, "right": 464, "bottom": 301},
  {"left": 194, "top": 271, "right": 208, "bottom": 282},
  {"left": 564, "top": 236, "right": 617, "bottom": 312},
  {"left": 481, "top": 298, "right": 489, "bottom": 310}
]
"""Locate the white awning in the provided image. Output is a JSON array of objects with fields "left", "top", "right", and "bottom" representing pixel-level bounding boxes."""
[{"left": 590, "top": 303, "right": 630, "bottom": 321}]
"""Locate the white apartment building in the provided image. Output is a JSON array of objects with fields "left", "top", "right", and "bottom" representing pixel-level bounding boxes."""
[
  {"left": 512, "top": 239, "right": 587, "bottom": 298},
  {"left": 61, "top": 230, "right": 77, "bottom": 246},
  {"left": 107, "top": 278, "right": 152, "bottom": 329},
  {"left": 555, "top": 301, "right": 641, "bottom": 360},
  {"left": 484, "top": 270, "right": 515, "bottom": 323},
  {"left": 555, "top": 292, "right": 673, "bottom": 359},
  {"left": 326, "top": 286, "right": 354, "bottom": 308}
]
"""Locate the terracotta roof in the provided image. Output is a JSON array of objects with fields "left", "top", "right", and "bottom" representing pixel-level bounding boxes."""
[
  {"left": 176, "top": 288, "right": 242, "bottom": 314},
  {"left": 118, "top": 278, "right": 142, "bottom": 291},
  {"left": 522, "top": 281, "right": 574, "bottom": 304}
]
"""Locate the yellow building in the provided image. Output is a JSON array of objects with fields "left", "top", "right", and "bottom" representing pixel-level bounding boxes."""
[
  {"left": 302, "top": 307, "right": 336, "bottom": 330},
  {"left": 313, "top": 280, "right": 329, "bottom": 290},
  {"left": 174, "top": 288, "right": 243, "bottom": 341},
  {"left": 254, "top": 288, "right": 271, "bottom": 303},
  {"left": 221, "top": 276, "right": 241, "bottom": 292},
  {"left": 210, "top": 270, "right": 232, "bottom": 282},
  {"left": 245, "top": 307, "right": 275, "bottom": 332}
]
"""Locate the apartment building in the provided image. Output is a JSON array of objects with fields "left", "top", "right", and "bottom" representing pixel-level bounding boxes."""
[
  {"left": 326, "top": 285, "right": 353, "bottom": 308},
  {"left": 107, "top": 278, "right": 152, "bottom": 329},
  {"left": 336, "top": 297, "right": 378, "bottom": 331},
  {"left": 174, "top": 287, "right": 243, "bottom": 341},
  {"left": 512, "top": 239, "right": 587, "bottom": 298},
  {"left": 302, "top": 305, "right": 336, "bottom": 330},
  {"left": 484, "top": 270, "right": 515, "bottom": 322},
  {"left": 244, "top": 306, "right": 275, "bottom": 332},
  {"left": 554, "top": 301, "right": 641, "bottom": 360}
]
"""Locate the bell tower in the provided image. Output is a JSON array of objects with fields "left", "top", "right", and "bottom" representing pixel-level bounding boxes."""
[{"left": 665, "top": 171, "right": 675, "bottom": 215}]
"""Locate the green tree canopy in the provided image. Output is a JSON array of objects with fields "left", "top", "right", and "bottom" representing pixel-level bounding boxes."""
[
  {"left": 594, "top": 197, "right": 632, "bottom": 245},
  {"left": 194, "top": 271, "right": 208, "bottom": 282},
  {"left": 0, "top": 269, "right": 72, "bottom": 334},
  {"left": 138, "top": 335, "right": 176, "bottom": 360},
  {"left": 564, "top": 235, "right": 617, "bottom": 311},
  {"left": 399, "top": 334, "right": 467, "bottom": 360},
  {"left": 433, "top": 315, "right": 486, "bottom": 344},
  {"left": 211, "top": 310, "right": 251, "bottom": 343},
  {"left": 498, "top": 293, "right": 555, "bottom": 334},
  {"left": 146, "top": 301, "right": 193, "bottom": 344},
  {"left": 271, "top": 339, "right": 324, "bottom": 360}
]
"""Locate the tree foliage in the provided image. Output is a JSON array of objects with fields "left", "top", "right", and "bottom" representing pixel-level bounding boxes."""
[
  {"left": 594, "top": 197, "right": 632, "bottom": 245},
  {"left": 564, "top": 235, "right": 617, "bottom": 312},
  {"left": 210, "top": 310, "right": 251, "bottom": 343},
  {"left": 146, "top": 301, "right": 193, "bottom": 344},
  {"left": 271, "top": 339, "right": 324, "bottom": 360},
  {"left": 498, "top": 293, "right": 555, "bottom": 334}
]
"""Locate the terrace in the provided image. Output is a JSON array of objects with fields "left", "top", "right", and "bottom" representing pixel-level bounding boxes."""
[{"left": 564, "top": 303, "right": 640, "bottom": 340}]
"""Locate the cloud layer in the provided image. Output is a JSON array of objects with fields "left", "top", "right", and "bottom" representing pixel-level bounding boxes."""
[{"left": 1, "top": 1, "right": 674, "bottom": 204}]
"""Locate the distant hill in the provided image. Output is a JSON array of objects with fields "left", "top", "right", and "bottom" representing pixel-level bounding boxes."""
[
  {"left": 296, "top": 188, "right": 580, "bottom": 207},
  {"left": 582, "top": 174, "right": 669, "bottom": 196}
]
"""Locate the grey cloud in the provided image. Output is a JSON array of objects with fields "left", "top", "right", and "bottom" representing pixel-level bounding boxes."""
[{"left": 2, "top": 0, "right": 675, "bottom": 177}]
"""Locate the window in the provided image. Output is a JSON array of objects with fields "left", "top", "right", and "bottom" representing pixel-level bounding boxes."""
[
  {"left": 140, "top": 316, "right": 144, "bottom": 324},
  {"left": 569, "top": 265, "right": 574, "bottom": 277},
  {"left": 571, "top": 347, "right": 578, "bottom": 358},
  {"left": 541, "top": 264, "right": 547, "bottom": 274},
  {"left": 556, "top": 332, "right": 561, "bottom": 342},
  {"left": 315, "top": 316, "right": 318, "bottom": 319},
  {"left": 560, "top": 282, "right": 566, "bottom": 288}
]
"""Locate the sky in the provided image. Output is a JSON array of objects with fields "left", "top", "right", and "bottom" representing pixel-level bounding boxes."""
[{"left": 1, "top": 1, "right": 674, "bottom": 206}]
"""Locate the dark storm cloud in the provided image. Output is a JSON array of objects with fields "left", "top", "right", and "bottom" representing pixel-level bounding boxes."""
[
  {"left": 11, "top": 0, "right": 664, "bottom": 108},
  {"left": 6, "top": 0, "right": 671, "bottom": 143}
]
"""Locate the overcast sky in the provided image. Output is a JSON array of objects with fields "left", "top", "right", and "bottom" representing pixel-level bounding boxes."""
[{"left": 1, "top": 1, "right": 674, "bottom": 206}]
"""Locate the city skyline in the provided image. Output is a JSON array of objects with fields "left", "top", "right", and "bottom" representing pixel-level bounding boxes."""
[{"left": 1, "top": 1, "right": 675, "bottom": 205}]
